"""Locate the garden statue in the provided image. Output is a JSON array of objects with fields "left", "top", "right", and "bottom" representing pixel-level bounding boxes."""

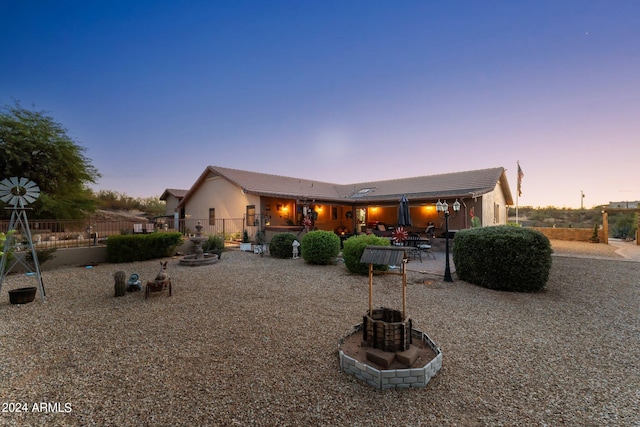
[
  {"left": 114, "top": 271, "right": 126, "bottom": 297},
  {"left": 292, "top": 239, "right": 300, "bottom": 259},
  {"left": 126, "top": 273, "right": 142, "bottom": 292}
]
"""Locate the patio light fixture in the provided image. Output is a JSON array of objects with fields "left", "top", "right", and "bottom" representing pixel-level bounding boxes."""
[{"left": 436, "top": 199, "right": 460, "bottom": 282}]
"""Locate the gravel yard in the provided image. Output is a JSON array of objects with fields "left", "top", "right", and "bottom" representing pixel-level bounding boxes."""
[{"left": 1, "top": 241, "right": 639, "bottom": 426}]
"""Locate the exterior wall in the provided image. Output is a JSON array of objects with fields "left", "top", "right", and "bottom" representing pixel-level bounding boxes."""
[
  {"left": 531, "top": 227, "right": 605, "bottom": 242},
  {"left": 164, "top": 196, "right": 181, "bottom": 216},
  {"left": 481, "top": 184, "right": 508, "bottom": 226},
  {"left": 184, "top": 173, "right": 260, "bottom": 222},
  {"left": 260, "top": 197, "right": 298, "bottom": 227}
]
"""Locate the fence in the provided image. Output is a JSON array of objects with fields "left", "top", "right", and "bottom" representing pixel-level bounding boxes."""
[{"left": 0, "top": 216, "right": 247, "bottom": 250}]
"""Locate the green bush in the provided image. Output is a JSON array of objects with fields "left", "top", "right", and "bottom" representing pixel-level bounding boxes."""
[
  {"left": 301, "top": 230, "right": 340, "bottom": 265},
  {"left": 452, "top": 226, "right": 552, "bottom": 292},
  {"left": 107, "top": 232, "right": 183, "bottom": 263},
  {"left": 342, "top": 234, "right": 391, "bottom": 275},
  {"left": 269, "top": 233, "right": 300, "bottom": 259},
  {"left": 202, "top": 234, "right": 225, "bottom": 253}
]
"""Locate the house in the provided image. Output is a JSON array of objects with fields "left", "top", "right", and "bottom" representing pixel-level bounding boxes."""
[
  {"left": 159, "top": 188, "right": 188, "bottom": 229},
  {"left": 170, "top": 166, "right": 514, "bottom": 241}
]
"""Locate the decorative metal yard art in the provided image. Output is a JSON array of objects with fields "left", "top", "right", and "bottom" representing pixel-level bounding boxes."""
[
  {"left": 0, "top": 177, "right": 46, "bottom": 303},
  {"left": 338, "top": 245, "right": 443, "bottom": 389}
]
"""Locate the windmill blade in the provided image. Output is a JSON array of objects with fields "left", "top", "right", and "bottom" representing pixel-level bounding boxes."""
[
  {"left": 8, "top": 177, "right": 20, "bottom": 187},
  {"left": 0, "top": 178, "right": 12, "bottom": 191},
  {"left": 17, "top": 177, "right": 29, "bottom": 187},
  {"left": 23, "top": 194, "right": 39, "bottom": 204},
  {"left": 24, "top": 181, "right": 39, "bottom": 191},
  {"left": 0, "top": 194, "right": 14, "bottom": 203}
]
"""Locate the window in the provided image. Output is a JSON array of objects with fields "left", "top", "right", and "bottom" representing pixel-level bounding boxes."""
[
  {"left": 494, "top": 204, "right": 500, "bottom": 224},
  {"left": 209, "top": 208, "right": 215, "bottom": 226},
  {"left": 246, "top": 205, "right": 256, "bottom": 226},
  {"left": 331, "top": 206, "right": 338, "bottom": 220}
]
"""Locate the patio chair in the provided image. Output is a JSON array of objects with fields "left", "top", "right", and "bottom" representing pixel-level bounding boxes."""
[{"left": 405, "top": 234, "right": 423, "bottom": 262}]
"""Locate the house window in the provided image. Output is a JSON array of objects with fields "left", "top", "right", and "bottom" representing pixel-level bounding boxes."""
[
  {"left": 246, "top": 205, "right": 256, "bottom": 226},
  {"left": 494, "top": 204, "right": 500, "bottom": 224},
  {"left": 331, "top": 206, "right": 338, "bottom": 220},
  {"left": 209, "top": 208, "right": 215, "bottom": 226}
]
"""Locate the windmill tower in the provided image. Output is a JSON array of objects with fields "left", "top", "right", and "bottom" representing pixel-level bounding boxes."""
[{"left": 0, "top": 177, "right": 45, "bottom": 303}]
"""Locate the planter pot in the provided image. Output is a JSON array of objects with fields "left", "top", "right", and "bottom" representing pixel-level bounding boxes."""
[
  {"left": 8, "top": 287, "right": 37, "bottom": 304},
  {"left": 240, "top": 243, "right": 252, "bottom": 252}
]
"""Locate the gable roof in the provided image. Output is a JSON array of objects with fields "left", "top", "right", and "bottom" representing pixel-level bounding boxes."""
[
  {"left": 338, "top": 167, "right": 513, "bottom": 203},
  {"left": 160, "top": 188, "right": 188, "bottom": 201},
  {"left": 178, "top": 165, "right": 513, "bottom": 208}
]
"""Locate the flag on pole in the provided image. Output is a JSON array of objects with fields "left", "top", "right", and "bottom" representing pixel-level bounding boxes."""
[{"left": 517, "top": 162, "right": 524, "bottom": 197}]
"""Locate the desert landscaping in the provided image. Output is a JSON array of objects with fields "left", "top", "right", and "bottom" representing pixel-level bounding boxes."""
[{"left": 0, "top": 240, "right": 638, "bottom": 426}]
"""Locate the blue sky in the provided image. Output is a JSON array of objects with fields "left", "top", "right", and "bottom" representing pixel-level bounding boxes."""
[{"left": 2, "top": 1, "right": 639, "bottom": 208}]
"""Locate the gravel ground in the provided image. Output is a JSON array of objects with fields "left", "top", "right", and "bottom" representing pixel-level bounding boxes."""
[{"left": 1, "top": 241, "right": 639, "bottom": 426}]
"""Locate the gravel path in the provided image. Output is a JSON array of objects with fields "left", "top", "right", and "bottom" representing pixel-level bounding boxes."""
[{"left": 1, "top": 242, "right": 638, "bottom": 426}]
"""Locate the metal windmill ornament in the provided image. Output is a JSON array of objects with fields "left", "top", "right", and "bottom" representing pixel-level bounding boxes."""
[
  {"left": 0, "top": 177, "right": 46, "bottom": 303},
  {"left": 0, "top": 177, "right": 41, "bottom": 207}
]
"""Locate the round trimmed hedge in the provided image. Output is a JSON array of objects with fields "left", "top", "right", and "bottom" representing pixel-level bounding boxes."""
[
  {"left": 452, "top": 226, "right": 552, "bottom": 292},
  {"left": 342, "top": 234, "right": 391, "bottom": 275},
  {"left": 269, "top": 233, "right": 300, "bottom": 259},
  {"left": 301, "top": 230, "right": 340, "bottom": 265}
]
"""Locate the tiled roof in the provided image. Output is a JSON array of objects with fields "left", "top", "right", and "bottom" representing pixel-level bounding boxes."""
[
  {"left": 336, "top": 167, "right": 509, "bottom": 202},
  {"left": 160, "top": 188, "right": 188, "bottom": 200},
  {"left": 179, "top": 165, "right": 513, "bottom": 206},
  {"left": 210, "top": 166, "right": 341, "bottom": 200}
]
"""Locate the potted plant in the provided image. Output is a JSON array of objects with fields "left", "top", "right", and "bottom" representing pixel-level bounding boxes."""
[
  {"left": 590, "top": 223, "right": 600, "bottom": 243},
  {"left": 240, "top": 230, "right": 252, "bottom": 252}
]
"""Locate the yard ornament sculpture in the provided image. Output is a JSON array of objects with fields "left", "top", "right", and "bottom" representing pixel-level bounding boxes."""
[{"left": 0, "top": 177, "right": 46, "bottom": 302}]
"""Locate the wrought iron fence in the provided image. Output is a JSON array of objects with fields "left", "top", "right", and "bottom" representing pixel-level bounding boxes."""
[{"left": 0, "top": 217, "right": 248, "bottom": 250}]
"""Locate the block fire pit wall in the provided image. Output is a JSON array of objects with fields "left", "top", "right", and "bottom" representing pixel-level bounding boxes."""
[{"left": 339, "top": 325, "right": 442, "bottom": 390}]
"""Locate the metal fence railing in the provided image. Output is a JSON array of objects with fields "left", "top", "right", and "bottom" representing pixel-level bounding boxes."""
[{"left": 0, "top": 217, "right": 248, "bottom": 250}]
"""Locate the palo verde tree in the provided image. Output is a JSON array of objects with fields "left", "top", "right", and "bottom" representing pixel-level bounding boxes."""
[{"left": 0, "top": 102, "right": 100, "bottom": 219}]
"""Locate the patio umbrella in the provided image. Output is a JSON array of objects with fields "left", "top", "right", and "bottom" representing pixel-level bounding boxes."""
[{"left": 398, "top": 195, "right": 412, "bottom": 227}]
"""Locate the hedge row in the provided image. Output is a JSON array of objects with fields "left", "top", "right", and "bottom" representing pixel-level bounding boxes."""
[{"left": 106, "top": 232, "right": 183, "bottom": 263}]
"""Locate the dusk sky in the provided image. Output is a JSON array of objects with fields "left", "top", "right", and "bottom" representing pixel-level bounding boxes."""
[{"left": 2, "top": 1, "right": 638, "bottom": 208}]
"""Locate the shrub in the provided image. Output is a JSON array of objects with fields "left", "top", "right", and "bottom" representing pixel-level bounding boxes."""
[
  {"left": 452, "top": 226, "right": 552, "bottom": 292},
  {"left": 26, "top": 248, "right": 57, "bottom": 267},
  {"left": 202, "top": 234, "right": 225, "bottom": 253},
  {"left": 301, "top": 230, "right": 340, "bottom": 265},
  {"left": 269, "top": 233, "right": 300, "bottom": 259},
  {"left": 107, "top": 232, "right": 183, "bottom": 263},
  {"left": 342, "top": 234, "right": 391, "bottom": 275}
]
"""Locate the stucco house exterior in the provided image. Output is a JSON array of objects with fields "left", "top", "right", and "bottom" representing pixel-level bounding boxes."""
[
  {"left": 158, "top": 188, "right": 188, "bottom": 229},
  {"left": 171, "top": 166, "right": 514, "bottom": 242}
]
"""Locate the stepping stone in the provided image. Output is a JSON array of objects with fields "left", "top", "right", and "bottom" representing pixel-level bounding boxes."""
[
  {"left": 395, "top": 345, "right": 419, "bottom": 367},
  {"left": 366, "top": 348, "right": 396, "bottom": 369}
]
